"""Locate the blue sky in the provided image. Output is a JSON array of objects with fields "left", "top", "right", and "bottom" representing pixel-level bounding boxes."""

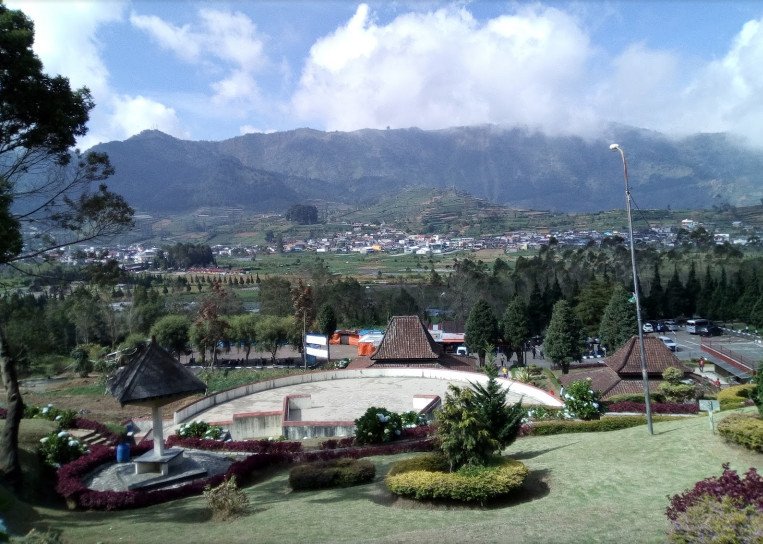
[{"left": 9, "top": 1, "right": 763, "bottom": 148}]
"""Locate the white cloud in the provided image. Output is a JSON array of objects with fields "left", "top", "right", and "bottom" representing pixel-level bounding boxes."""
[
  {"left": 293, "top": 4, "right": 596, "bottom": 135},
  {"left": 131, "top": 7, "right": 267, "bottom": 104},
  {"left": 674, "top": 18, "right": 763, "bottom": 145},
  {"left": 129, "top": 13, "right": 201, "bottom": 62},
  {"left": 239, "top": 125, "right": 276, "bottom": 135},
  {"left": 6, "top": 0, "right": 125, "bottom": 98}
]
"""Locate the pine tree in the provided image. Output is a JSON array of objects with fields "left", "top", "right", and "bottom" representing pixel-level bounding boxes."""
[
  {"left": 465, "top": 299, "right": 498, "bottom": 367},
  {"left": 501, "top": 297, "right": 530, "bottom": 365},
  {"left": 544, "top": 299, "right": 584, "bottom": 374},
  {"left": 598, "top": 285, "right": 637, "bottom": 352}
]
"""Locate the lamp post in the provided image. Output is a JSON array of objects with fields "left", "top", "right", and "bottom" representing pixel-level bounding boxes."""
[{"left": 609, "top": 143, "right": 654, "bottom": 435}]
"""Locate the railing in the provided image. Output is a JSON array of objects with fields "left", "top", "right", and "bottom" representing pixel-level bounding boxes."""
[{"left": 701, "top": 338, "right": 758, "bottom": 373}]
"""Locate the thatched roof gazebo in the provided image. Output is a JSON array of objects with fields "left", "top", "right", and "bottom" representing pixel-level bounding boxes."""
[{"left": 108, "top": 338, "right": 206, "bottom": 474}]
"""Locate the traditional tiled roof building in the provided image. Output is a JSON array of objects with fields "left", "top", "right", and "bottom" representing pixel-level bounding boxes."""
[
  {"left": 560, "top": 336, "right": 691, "bottom": 399},
  {"left": 347, "top": 315, "right": 475, "bottom": 371}
]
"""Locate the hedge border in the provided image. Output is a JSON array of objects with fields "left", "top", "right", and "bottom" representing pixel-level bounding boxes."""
[
  {"left": 716, "top": 413, "right": 763, "bottom": 452},
  {"left": 56, "top": 436, "right": 437, "bottom": 511}
]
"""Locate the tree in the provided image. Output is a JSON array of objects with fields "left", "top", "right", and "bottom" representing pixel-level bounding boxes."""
[
  {"left": 228, "top": 314, "right": 258, "bottom": 362},
  {"left": 256, "top": 316, "right": 294, "bottom": 363},
  {"left": 501, "top": 298, "right": 529, "bottom": 366},
  {"left": 464, "top": 299, "right": 498, "bottom": 367},
  {"left": 150, "top": 315, "right": 191, "bottom": 360},
  {"left": 470, "top": 364, "right": 525, "bottom": 451},
  {"left": 259, "top": 277, "right": 292, "bottom": 316},
  {"left": 598, "top": 285, "right": 637, "bottom": 352},
  {"left": 437, "top": 385, "right": 496, "bottom": 471},
  {"left": 285, "top": 204, "right": 318, "bottom": 225},
  {"left": 544, "top": 299, "right": 584, "bottom": 374},
  {"left": 0, "top": 5, "right": 134, "bottom": 490},
  {"left": 314, "top": 303, "right": 337, "bottom": 363}
]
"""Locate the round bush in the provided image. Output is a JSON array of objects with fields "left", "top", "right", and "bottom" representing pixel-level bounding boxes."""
[
  {"left": 717, "top": 414, "right": 763, "bottom": 452},
  {"left": 385, "top": 454, "right": 528, "bottom": 504},
  {"left": 289, "top": 458, "right": 376, "bottom": 491},
  {"left": 717, "top": 385, "right": 756, "bottom": 411}
]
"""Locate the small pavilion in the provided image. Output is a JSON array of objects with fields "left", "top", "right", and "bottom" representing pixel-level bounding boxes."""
[{"left": 108, "top": 338, "right": 207, "bottom": 476}]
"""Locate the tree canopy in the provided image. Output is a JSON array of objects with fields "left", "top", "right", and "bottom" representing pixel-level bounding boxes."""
[
  {"left": 464, "top": 299, "right": 498, "bottom": 366},
  {"left": 544, "top": 299, "right": 584, "bottom": 374}
]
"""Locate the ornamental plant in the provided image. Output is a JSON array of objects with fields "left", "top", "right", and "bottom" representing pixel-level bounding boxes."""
[
  {"left": 666, "top": 464, "right": 763, "bottom": 521},
  {"left": 354, "top": 407, "right": 403, "bottom": 445},
  {"left": 562, "top": 379, "right": 605, "bottom": 420},
  {"left": 176, "top": 420, "right": 226, "bottom": 440},
  {"left": 25, "top": 403, "right": 77, "bottom": 430},
  {"left": 39, "top": 430, "right": 87, "bottom": 467},
  {"left": 203, "top": 476, "right": 249, "bottom": 521}
]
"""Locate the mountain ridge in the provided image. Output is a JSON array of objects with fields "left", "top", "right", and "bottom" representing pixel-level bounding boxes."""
[{"left": 91, "top": 124, "right": 763, "bottom": 214}]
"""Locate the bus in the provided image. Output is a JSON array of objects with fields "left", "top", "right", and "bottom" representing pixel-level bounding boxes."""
[{"left": 686, "top": 318, "right": 709, "bottom": 334}]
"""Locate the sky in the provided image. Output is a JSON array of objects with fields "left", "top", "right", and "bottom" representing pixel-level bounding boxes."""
[{"left": 8, "top": 0, "right": 763, "bottom": 149}]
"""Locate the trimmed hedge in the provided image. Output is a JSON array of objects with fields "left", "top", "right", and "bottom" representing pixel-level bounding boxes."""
[
  {"left": 165, "top": 435, "right": 303, "bottom": 454},
  {"left": 717, "top": 385, "right": 756, "bottom": 411},
  {"left": 56, "top": 435, "right": 436, "bottom": 510},
  {"left": 717, "top": 414, "right": 763, "bottom": 452},
  {"left": 385, "top": 454, "right": 528, "bottom": 504},
  {"left": 521, "top": 415, "right": 681, "bottom": 436},
  {"left": 386, "top": 452, "right": 449, "bottom": 477},
  {"left": 606, "top": 401, "right": 698, "bottom": 415},
  {"left": 289, "top": 458, "right": 375, "bottom": 491}
]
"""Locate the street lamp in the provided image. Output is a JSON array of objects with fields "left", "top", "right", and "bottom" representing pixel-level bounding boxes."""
[{"left": 610, "top": 143, "right": 654, "bottom": 435}]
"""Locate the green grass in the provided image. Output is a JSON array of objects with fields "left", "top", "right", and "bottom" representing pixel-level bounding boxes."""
[
  {"left": 197, "top": 368, "right": 307, "bottom": 393},
  {"left": 41, "top": 384, "right": 107, "bottom": 397},
  {"left": 13, "top": 410, "right": 761, "bottom": 543}
]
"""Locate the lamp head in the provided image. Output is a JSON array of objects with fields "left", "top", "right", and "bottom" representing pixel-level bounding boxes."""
[{"left": 609, "top": 143, "right": 620, "bottom": 151}]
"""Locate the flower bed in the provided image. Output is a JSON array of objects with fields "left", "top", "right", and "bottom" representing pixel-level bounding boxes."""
[
  {"left": 605, "top": 401, "right": 699, "bottom": 415},
  {"left": 56, "top": 435, "right": 436, "bottom": 510}
]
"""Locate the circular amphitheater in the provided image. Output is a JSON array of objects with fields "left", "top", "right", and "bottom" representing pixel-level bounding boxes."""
[{"left": 172, "top": 368, "right": 562, "bottom": 440}]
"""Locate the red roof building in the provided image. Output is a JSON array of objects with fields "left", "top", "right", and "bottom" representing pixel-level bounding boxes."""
[{"left": 560, "top": 336, "right": 691, "bottom": 399}]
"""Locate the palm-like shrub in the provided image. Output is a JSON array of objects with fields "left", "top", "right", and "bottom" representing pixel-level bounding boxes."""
[
  {"left": 437, "top": 386, "right": 497, "bottom": 470},
  {"left": 471, "top": 363, "right": 525, "bottom": 450},
  {"left": 203, "top": 476, "right": 249, "bottom": 521}
]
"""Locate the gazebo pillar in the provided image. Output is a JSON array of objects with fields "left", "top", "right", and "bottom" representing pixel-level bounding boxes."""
[{"left": 151, "top": 405, "right": 165, "bottom": 456}]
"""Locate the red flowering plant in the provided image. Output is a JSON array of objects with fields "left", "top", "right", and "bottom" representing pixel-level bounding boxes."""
[{"left": 666, "top": 464, "right": 763, "bottom": 520}]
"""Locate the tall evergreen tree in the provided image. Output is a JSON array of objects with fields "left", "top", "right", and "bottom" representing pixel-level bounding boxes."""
[
  {"left": 736, "top": 269, "right": 760, "bottom": 325},
  {"left": 527, "top": 280, "right": 545, "bottom": 336},
  {"left": 501, "top": 297, "right": 530, "bottom": 366},
  {"left": 465, "top": 299, "right": 498, "bottom": 367},
  {"left": 544, "top": 300, "right": 584, "bottom": 374},
  {"left": 695, "top": 265, "right": 715, "bottom": 317},
  {"left": 664, "top": 266, "right": 686, "bottom": 318},
  {"left": 683, "top": 261, "right": 700, "bottom": 316},
  {"left": 645, "top": 261, "right": 664, "bottom": 319},
  {"left": 598, "top": 285, "right": 638, "bottom": 352}
]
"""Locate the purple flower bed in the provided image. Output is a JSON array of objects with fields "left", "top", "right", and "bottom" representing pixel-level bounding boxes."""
[
  {"left": 606, "top": 401, "right": 698, "bottom": 414},
  {"left": 166, "top": 435, "right": 303, "bottom": 453},
  {"left": 666, "top": 464, "right": 763, "bottom": 520},
  {"left": 56, "top": 434, "right": 436, "bottom": 510}
]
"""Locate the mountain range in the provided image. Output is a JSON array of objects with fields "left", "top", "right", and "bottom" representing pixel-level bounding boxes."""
[{"left": 90, "top": 125, "right": 763, "bottom": 214}]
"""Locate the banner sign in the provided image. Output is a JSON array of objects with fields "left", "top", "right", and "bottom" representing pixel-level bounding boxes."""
[
  {"left": 306, "top": 346, "right": 329, "bottom": 358},
  {"left": 306, "top": 334, "right": 328, "bottom": 346}
]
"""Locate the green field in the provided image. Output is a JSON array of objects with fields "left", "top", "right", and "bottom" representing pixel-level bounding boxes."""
[{"left": 9, "top": 410, "right": 761, "bottom": 544}]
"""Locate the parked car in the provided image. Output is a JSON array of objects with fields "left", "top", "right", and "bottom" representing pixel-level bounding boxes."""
[
  {"left": 664, "top": 320, "right": 679, "bottom": 331},
  {"left": 642, "top": 322, "right": 654, "bottom": 333},
  {"left": 659, "top": 336, "right": 677, "bottom": 351},
  {"left": 698, "top": 324, "right": 723, "bottom": 337}
]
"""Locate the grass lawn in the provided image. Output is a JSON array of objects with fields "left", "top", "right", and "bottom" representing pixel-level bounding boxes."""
[{"left": 14, "top": 411, "right": 761, "bottom": 544}]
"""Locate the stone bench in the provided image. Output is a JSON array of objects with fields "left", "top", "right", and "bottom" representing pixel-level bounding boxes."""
[{"left": 133, "top": 448, "right": 184, "bottom": 476}]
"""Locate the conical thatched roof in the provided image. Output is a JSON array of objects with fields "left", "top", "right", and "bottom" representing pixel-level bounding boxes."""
[
  {"left": 107, "top": 340, "right": 206, "bottom": 407},
  {"left": 604, "top": 336, "right": 689, "bottom": 377},
  {"left": 370, "top": 316, "right": 440, "bottom": 362}
]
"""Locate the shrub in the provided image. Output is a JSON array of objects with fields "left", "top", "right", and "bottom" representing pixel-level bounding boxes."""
[
  {"left": 660, "top": 382, "right": 697, "bottom": 403},
  {"left": 753, "top": 371, "right": 763, "bottom": 417},
  {"left": 386, "top": 456, "right": 528, "bottom": 504},
  {"left": 175, "top": 420, "right": 226, "bottom": 440},
  {"left": 354, "top": 407, "right": 403, "bottom": 445},
  {"left": 437, "top": 386, "right": 496, "bottom": 469},
  {"left": 319, "top": 437, "right": 355, "bottom": 450},
  {"left": 717, "top": 414, "right": 763, "bottom": 452},
  {"left": 717, "top": 385, "right": 756, "bottom": 411},
  {"left": 524, "top": 405, "right": 564, "bottom": 421},
  {"left": 667, "top": 495, "right": 763, "bottom": 544},
  {"left": 289, "top": 458, "right": 375, "bottom": 491},
  {"left": 203, "top": 476, "right": 249, "bottom": 521},
  {"left": 666, "top": 464, "right": 763, "bottom": 520},
  {"left": 38, "top": 431, "right": 87, "bottom": 467},
  {"left": 523, "top": 415, "right": 679, "bottom": 435},
  {"left": 386, "top": 452, "right": 449, "bottom": 477},
  {"left": 25, "top": 404, "right": 77, "bottom": 430},
  {"left": 608, "top": 392, "right": 665, "bottom": 403},
  {"left": 562, "top": 379, "right": 605, "bottom": 420}
]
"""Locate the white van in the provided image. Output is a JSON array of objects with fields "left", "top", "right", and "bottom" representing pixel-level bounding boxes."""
[
  {"left": 686, "top": 318, "right": 709, "bottom": 334},
  {"left": 456, "top": 346, "right": 468, "bottom": 356}
]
